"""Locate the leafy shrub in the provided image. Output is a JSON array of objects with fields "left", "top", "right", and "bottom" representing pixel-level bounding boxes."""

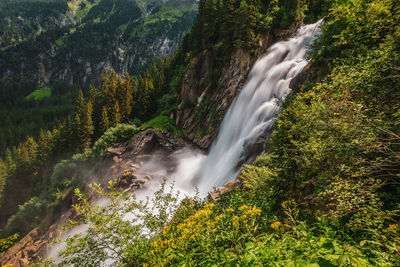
[
  {"left": 73, "top": 123, "right": 138, "bottom": 161},
  {"left": 4, "top": 197, "right": 51, "bottom": 236},
  {"left": 0, "top": 232, "right": 19, "bottom": 254},
  {"left": 49, "top": 159, "right": 78, "bottom": 192},
  {"left": 42, "top": 181, "right": 186, "bottom": 266},
  {"left": 157, "top": 93, "right": 178, "bottom": 115},
  {"left": 149, "top": 203, "right": 262, "bottom": 266}
]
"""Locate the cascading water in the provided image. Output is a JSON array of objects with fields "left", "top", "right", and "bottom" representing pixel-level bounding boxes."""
[
  {"left": 190, "top": 20, "right": 323, "bottom": 194},
  {"left": 46, "top": 20, "right": 323, "bottom": 263}
]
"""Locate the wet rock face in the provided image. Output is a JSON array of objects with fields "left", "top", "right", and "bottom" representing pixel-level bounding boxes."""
[
  {"left": 175, "top": 38, "right": 275, "bottom": 150},
  {"left": 175, "top": 23, "right": 305, "bottom": 150},
  {"left": 175, "top": 48, "right": 255, "bottom": 150},
  {"left": 116, "top": 169, "right": 152, "bottom": 192}
]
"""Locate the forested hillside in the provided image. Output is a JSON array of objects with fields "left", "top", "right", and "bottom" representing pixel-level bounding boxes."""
[
  {"left": 1, "top": 0, "right": 400, "bottom": 266},
  {"left": 0, "top": 0, "right": 197, "bottom": 155}
]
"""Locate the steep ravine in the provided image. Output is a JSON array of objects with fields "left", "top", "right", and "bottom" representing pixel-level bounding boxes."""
[{"left": 0, "top": 20, "right": 319, "bottom": 266}]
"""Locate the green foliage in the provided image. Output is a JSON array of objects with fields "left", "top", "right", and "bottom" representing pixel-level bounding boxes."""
[
  {"left": 25, "top": 88, "right": 51, "bottom": 101},
  {"left": 140, "top": 116, "right": 182, "bottom": 136},
  {"left": 74, "top": 123, "right": 138, "bottom": 161},
  {"left": 0, "top": 232, "right": 19, "bottom": 254},
  {"left": 0, "top": 160, "right": 7, "bottom": 208},
  {"left": 157, "top": 93, "right": 178, "bottom": 115},
  {"left": 0, "top": 77, "right": 74, "bottom": 155},
  {"left": 148, "top": 203, "right": 263, "bottom": 266},
  {"left": 44, "top": 180, "right": 185, "bottom": 266},
  {"left": 3, "top": 197, "right": 51, "bottom": 236},
  {"left": 4, "top": 1, "right": 400, "bottom": 266}
]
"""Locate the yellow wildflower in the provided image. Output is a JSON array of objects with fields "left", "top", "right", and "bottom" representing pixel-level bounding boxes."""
[
  {"left": 239, "top": 204, "right": 250, "bottom": 211},
  {"left": 204, "top": 203, "right": 215, "bottom": 209},
  {"left": 282, "top": 199, "right": 296, "bottom": 209},
  {"left": 225, "top": 208, "right": 234, "bottom": 212},
  {"left": 244, "top": 206, "right": 262, "bottom": 217},
  {"left": 271, "top": 221, "right": 282, "bottom": 231},
  {"left": 388, "top": 224, "right": 399, "bottom": 231},
  {"left": 215, "top": 214, "right": 225, "bottom": 221},
  {"left": 232, "top": 215, "right": 239, "bottom": 227},
  {"left": 162, "top": 225, "right": 170, "bottom": 235}
]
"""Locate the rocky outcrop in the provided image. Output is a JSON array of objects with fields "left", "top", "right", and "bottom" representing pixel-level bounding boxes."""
[
  {"left": 208, "top": 179, "right": 241, "bottom": 202},
  {"left": 175, "top": 47, "right": 257, "bottom": 149},
  {"left": 175, "top": 25, "right": 303, "bottom": 149}
]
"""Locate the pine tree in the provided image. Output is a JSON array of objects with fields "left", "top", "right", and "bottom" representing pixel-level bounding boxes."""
[
  {"left": 73, "top": 88, "right": 95, "bottom": 150},
  {"left": 111, "top": 101, "right": 121, "bottom": 127},
  {"left": 37, "top": 130, "right": 54, "bottom": 166},
  {"left": 100, "top": 106, "right": 110, "bottom": 134},
  {"left": 76, "top": 89, "right": 86, "bottom": 118},
  {"left": 88, "top": 85, "right": 96, "bottom": 103},
  {"left": 73, "top": 113, "right": 82, "bottom": 151},
  {"left": 18, "top": 137, "right": 38, "bottom": 170},
  {"left": 0, "top": 158, "right": 7, "bottom": 209},
  {"left": 234, "top": 0, "right": 257, "bottom": 49},
  {"left": 4, "top": 148, "right": 15, "bottom": 173},
  {"left": 221, "top": 0, "right": 237, "bottom": 48},
  {"left": 81, "top": 100, "right": 94, "bottom": 148},
  {"left": 116, "top": 73, "right": 133, "bottom": 122}
]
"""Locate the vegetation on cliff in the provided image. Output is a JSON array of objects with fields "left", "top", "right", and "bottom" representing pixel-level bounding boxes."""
[
  {"left": 1, "top": 0, "right": 400, "bottom": 265},
  {"left": 0, "top": 0, "right": 197, "bottom": 155}
]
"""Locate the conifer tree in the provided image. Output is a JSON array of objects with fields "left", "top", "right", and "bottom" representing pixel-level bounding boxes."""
[
  {"left": 4, "top": 148, "right": 15, "bottom": 173},
  {"left": 111, "top": 101, "right": 121, "bottom": 127},
  {"left": 235, "top": 0, "right": 256, "bottom": 48},
  {"left": 76, "top": 89, "right": 86, "bottom": 118},
  {"left": 0, "top": 159, "right": 7, "bottom": 209},
  {"left": 100, "top": 106, "right": 110, "bottom": 134},
  {"left": 18, "top": 137, "right": 38, "bottom": 171},
  {"left": 73, "top": 113, "right": 82, "bottom": 151},
  {"left": 116, "top": 73, "right": 133, "bottom": 122},
  {"left": 73, "top": 89, "right": 95, "bottom": 150},
  {"left": 37, "top": 130, "right": 54, "bottom": 166},
  {"left": 81, "top": 100, "right": 94, "bottom": 148}
]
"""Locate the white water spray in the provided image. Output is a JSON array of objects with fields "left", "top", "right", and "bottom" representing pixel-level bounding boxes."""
[
  {"left": 190, "top": 20, "right": 323, "bottom": 194},
  {"left": 46, "top": 20, "right": 322, "bottom": 262}
]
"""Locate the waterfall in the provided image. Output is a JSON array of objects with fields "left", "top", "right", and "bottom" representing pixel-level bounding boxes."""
[
  {"left": 45, "top": 20, "right": 323, "bottom": 263},
  {"left": 191, "top": 20, "right": 323, "bottom": 194}
]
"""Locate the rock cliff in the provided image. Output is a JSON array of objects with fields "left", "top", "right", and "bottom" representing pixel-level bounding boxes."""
[{"left": 175, "top": 21, "right": 303, "bottom": 149}]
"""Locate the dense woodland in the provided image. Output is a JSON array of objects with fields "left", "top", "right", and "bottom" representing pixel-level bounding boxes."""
[
  {"left": 0, "top": 0, "right": 197, "bottom": 155},
  {"left": 1, "top": 0, "right": 400, "bottom": 265}
]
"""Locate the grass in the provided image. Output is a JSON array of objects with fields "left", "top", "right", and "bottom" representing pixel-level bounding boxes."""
[
  {"left": 119, "top": 24, "right": 127, "bottom": 32},
  {"left": 26, "top": 88, "right": 51, "bottom": 100},
  {"left": 55, "top": 39, "right": 63, "bottom": 46},
  {"left": 140, "top": 115, "right": 182, "bottom": 136}
]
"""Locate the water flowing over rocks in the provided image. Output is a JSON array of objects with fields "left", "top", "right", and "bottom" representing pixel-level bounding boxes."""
[
  {"left": 175, "top": 22, "right": 307, "bottom": 150},
  {"left": 191, "top": 20, "right": 323, "bottom": 194},
  {"left": 1, "top": 20, "right": 323, "bottom": 266}
]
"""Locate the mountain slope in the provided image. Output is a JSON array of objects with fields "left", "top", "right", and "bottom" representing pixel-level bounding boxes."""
[
  {"left": 0, "top": 0, "right": 197, "bottom": 155},
  {"left": 0, "top": 0, "right": 197, "bottom": 86}
]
